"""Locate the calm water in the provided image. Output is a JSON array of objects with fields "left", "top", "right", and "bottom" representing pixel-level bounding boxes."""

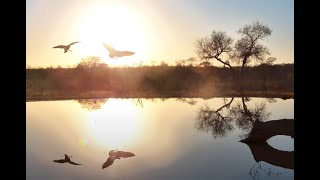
[{"left": 26, "top": 97, "right": 294, "bottom": 180}]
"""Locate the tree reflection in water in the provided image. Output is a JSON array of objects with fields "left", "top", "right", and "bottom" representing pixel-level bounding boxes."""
[
  {"left": 76, "top": 97, "right": 200, "bottom": 111},
  {"left": 195, "top": 97, "right": 270, "bottom": 138},
  {"left": 76, "top": 98, "right": 145, "bottom": 110},
  {"left": 132, "top": 98, "right": 144, "bottom": 108},
  {"left": 249, "top": 162, "right": 282, "bottom": 180},
  {"left": 175, "top": 98, "right": 198, "bottom": 105},
  {"left": 195, "top": 98, "right": 234, "bottom": 138},
  {"left": 265, "top": 98, "right": 277, "bottom": 103},
  {"left": 75, "top": 97, "right": 173, "bottom": 111},
  {"left": 195, "top": 97, "right": 294, "bottom": 178},
  {"left": 75, "top": 98, "right": 108, "bottom": 111},
  {"left": 230, "top": 98, "right": 270, "bottom": 139}
]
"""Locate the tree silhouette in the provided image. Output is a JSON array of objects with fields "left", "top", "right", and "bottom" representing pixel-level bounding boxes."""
[
  {"left": 196, "top": 31, "right": 234, "bottom": 76},
  {"left": 235, "top": 22, "right": 272, "bottom": 90},
  {"left": 175, "top": 57, "right": 199, "bottom": 67},
  {"left": 195, "top": 21, "right": 273, "bottom": 90},
  {"left": 76, "top": 56, "right": 106, "bottom": 69},
  {"left": 234, "top": 22, "right": 272, "bottom": 72},
  {"left": 264, "top": 57, "right": 277, "bottom": 65}
]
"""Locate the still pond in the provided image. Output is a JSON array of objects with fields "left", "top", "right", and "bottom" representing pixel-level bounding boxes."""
[{"left": 26, "top": 97, "right": 294, "bottom": 180}]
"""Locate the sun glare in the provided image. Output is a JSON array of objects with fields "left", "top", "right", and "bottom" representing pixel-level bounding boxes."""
[
  {"left": 87, "top": 99, "right": 141, "bottom": 149},
  {"left": 76, "top": 3, "right": 147, "bottom": 67}
]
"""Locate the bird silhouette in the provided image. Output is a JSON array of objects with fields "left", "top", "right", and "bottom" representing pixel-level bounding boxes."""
[
  {"left": 102, "top": 150, "right": 135, "bottom": 169},
  {"left": 53, "top": 42, "right": 80, "bottom": 53},
  {"left": 103, "top": 43, "right": 135, "bottom": 58},
  {"left": 53, "top": 154, "right": 82, "bottom": 165}
]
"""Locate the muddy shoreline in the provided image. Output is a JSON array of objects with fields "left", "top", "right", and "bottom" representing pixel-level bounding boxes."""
[{"left": 26, "top": 90, "right": 294, "bottom": 102}]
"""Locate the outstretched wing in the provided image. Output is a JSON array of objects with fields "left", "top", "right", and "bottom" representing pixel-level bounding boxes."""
[
  {"left": 53, "top": 159, "right": 66, "bottom": 163},
  {"left": 117, "top": 51, "right": 135, "bottom": 57},
  {"left": 53, "top": 45, "right": 66, "bottom": 48},
  {"left": 116, "top": 151, "right": 135, "bottom": 158},
  {"left": 69, "top": 41, "right": 80, "bottom": 46},
  {"left": 69, "top": 161, "right": 82, "bottom": 165},
  {"left": 109, "top": 150, "right": 117, "bottom": 156},
  {"left": 102, "top": 156, "right": 116, "bottom": 169},
  {"left": 103, "top": 43, "right": 116, "bottom": 53}
]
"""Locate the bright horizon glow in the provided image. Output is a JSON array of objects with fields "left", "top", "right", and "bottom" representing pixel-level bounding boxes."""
[
  {"left": 27, "top": 0, "right": 294, "bottom": 68},
  {"left": 75, "top": 3, "right": 147, "bottom": 67}
]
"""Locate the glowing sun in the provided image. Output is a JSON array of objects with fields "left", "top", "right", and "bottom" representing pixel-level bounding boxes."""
[{"left": 76, "top": 3, "right": 147, "bottom": 66}]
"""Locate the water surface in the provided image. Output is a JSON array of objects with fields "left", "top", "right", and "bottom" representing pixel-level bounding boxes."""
[{"left": 26, "top": 97, "right": 294, "bottom": 180}]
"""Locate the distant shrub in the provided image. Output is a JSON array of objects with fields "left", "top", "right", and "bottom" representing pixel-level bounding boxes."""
[{"left": 76, "top": 56, "right": 105, "bottom": 69}]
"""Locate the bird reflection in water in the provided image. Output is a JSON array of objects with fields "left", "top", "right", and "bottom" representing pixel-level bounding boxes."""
[
  {"left": 53, "top": 154, "right": 82, "bottom": 165},
  {"left": 102, "top": 149, "right": 135, "bottom": 169}
]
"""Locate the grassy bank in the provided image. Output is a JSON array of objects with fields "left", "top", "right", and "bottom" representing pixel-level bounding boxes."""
[{"left": 26, "top": 64, "right": 293, "bottom": 101}]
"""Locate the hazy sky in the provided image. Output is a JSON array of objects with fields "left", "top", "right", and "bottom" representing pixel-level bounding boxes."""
[{"left": 26, "top": 0, "right": 293, "bottom": 67}]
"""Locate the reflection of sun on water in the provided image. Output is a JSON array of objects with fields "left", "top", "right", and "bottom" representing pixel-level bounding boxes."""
[
  {"left": 88, "top": 99, "right": 141, "bottom": 148},
  {"left": 79, "top": 138, "right": 88, "bottom": 147},
  {"left": 76, "top": 3, "right": 147, "bottom": 67}
]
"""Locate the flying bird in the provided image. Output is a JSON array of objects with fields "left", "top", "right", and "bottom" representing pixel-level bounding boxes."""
[
  {"left": 102, "top": 150, "right": 135, "bottom": 169},
  {"left": 103, "top": 43, "right": 135, "bottom": 58},
  {"left": 53, "top": 154, "right": 82, "bottom": 165},
  {"left": 53, "top": 41, "right": 80, "bottom": 53}
]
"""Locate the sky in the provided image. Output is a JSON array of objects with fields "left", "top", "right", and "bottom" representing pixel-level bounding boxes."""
[{"left": 26, "top": 0, "right": 294, "bottom": 68}]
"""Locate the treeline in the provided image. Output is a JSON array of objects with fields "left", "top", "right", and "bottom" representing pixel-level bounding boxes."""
[{"left": 26, "top": 63, "right": 293, "bottom": 97}]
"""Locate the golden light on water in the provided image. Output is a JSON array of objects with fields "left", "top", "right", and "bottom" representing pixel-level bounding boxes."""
[
  {"left": 87, "top": 99, "right": 141, "bottom": 148},
  {"left": 79, "top": 138, "right": 89, "bottom": 147}
]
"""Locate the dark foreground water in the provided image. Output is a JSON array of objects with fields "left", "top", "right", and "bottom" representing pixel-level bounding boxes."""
[{"left": 26, "top": 97, "right": 294, "bottom": 180}]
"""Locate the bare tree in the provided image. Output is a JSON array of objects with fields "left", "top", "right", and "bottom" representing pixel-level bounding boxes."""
[
  {"left": 195, "top": 21, "right": 273, "bottom": 91},
  {"left": 264, "top": 57, "right": 277, "bottom": 65},
  {"left": 233, "top": 21, "right": 272, "bottom": 76},
  {"left": 196, "top": 31, "right": 234, "bottom": 75}
]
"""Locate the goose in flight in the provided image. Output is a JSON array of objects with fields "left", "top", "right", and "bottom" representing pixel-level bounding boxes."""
[
  {"left": 103, "top": 43, "right": 135, "bottom": 58},
  {"left": 53, "top": 154, "right": 82, "bottom": 165},
  {"left": 102, "top": 149, "right": 135, "bottom": 169},
  {"left": 53, "top": 41, "right": 80, "bottom": 53}
]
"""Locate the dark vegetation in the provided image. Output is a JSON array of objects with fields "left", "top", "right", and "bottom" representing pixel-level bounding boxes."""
[{"left": 26, "top": 56, "right": 293, "bottom": 100}]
